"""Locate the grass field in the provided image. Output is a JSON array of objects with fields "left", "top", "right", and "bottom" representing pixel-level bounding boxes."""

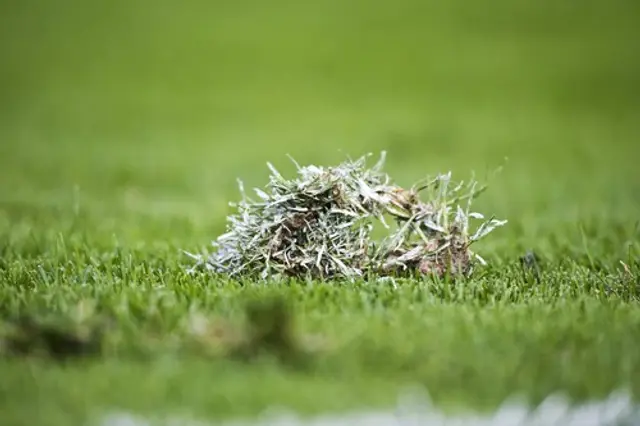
[{"left": 1, "top": 0, "right": 640, "bottom": 425}]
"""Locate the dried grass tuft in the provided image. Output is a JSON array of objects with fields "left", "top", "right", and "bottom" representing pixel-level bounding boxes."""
[{"left": 185, "top": 152, "right": 507, "bottom": 281}]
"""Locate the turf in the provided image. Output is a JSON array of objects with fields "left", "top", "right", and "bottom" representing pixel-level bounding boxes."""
[{"left": 1, "top": 0, "right": 640, "bottom": 425}]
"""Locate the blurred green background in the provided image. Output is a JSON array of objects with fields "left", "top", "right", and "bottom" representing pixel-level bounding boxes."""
[
  {"left": 1, "top": 0, "right": 639, "bottom": 253},
  {"left": 1, "top": 2, "right": 640, "bottom": 423}
]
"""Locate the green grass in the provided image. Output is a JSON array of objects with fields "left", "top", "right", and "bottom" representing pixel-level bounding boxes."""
[{"left": 1, "top": 0, "right": 640, "bottom": 425}]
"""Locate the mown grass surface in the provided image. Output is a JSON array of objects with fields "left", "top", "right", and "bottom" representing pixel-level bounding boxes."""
[{"left": 1, "top": 0, "right": 640, "bottom": 425}]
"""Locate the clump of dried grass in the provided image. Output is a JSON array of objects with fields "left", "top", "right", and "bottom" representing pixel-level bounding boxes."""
[{"left": 185, "top": 152, "right": 506, "bottom": 281}]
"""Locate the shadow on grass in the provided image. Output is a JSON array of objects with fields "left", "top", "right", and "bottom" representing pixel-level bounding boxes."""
[
  {"left": 230, "top": 296, "right": 310, "bottom": 367},
  {"left": 0, "top": 314, "right": 104, "bottom": 361},
  {"left": 0, "top": 296, "right": 316, "bottom": 369}
]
